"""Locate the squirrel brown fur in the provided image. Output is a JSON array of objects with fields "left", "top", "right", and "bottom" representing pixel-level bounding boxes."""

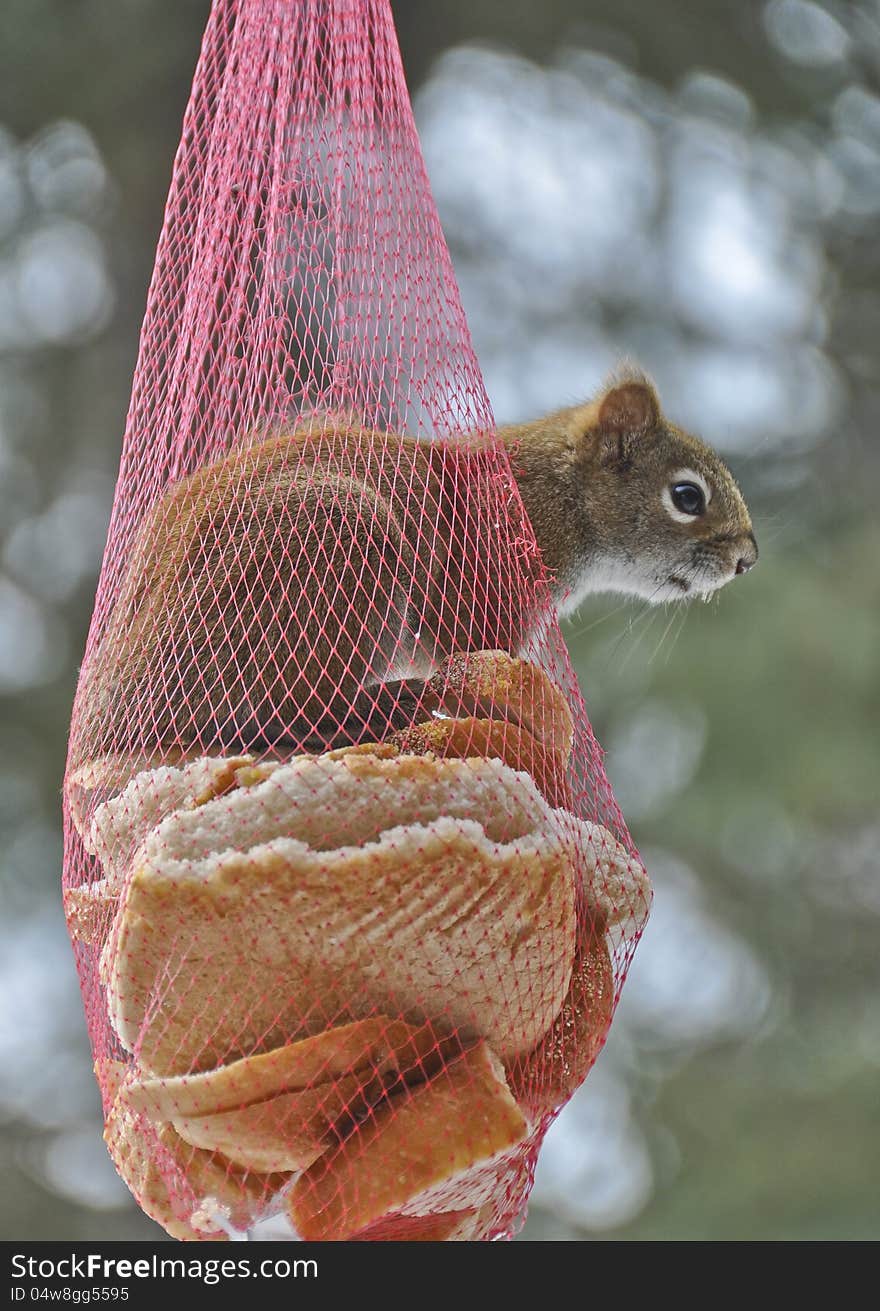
[{"left": 74, "top": 372, "right": 757, "bottom": 759}]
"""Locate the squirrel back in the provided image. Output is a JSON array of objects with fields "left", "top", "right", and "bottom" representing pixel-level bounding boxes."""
[
  {"left": 73, "top": 372, "right": 757, "bottom": 760},
  {"left": 75, "top": 422, "right": 532, "bottom": 758}
]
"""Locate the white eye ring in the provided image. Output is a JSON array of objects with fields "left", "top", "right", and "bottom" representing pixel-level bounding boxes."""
[{"left": 663, "top": 468, "right": 712, "bottom": 523}]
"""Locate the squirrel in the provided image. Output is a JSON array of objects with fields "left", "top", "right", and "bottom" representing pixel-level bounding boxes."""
[{"left": 74, "top": 371, "right": 757, "bottom": 759}]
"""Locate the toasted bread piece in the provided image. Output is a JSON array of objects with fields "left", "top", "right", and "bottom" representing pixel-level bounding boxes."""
[
  {"left": 389, "top": 716, "right": 572, "bottom": 809},
  {"left": 123, "top": 1016, "right": 462, "bottom": 1173},
  {"left": 287, "top": 1041, "right": 528, "bottom": 1241},
  {"left": 506, "top": 923, "right": 615, "bottom": 1116},
  {"left": 63, "top": 880, "right": 118, "bottom": 948},
  {"left": 124, "top": 1016, "right": 459, "bottom": 1120},
  {"left": 172, "top": 1071, "right": 382, "bottom": 1172},
  {"left": 428, "top": 651, "right": 574, "bottom": 760},
  {"left": 350, "top": 1205, "right": 491, "bottom": 1241}
]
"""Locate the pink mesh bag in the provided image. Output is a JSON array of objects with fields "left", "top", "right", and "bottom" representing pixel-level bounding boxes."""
[{"left": 63, "top": 0, "right": 650, "bottom": 1242}]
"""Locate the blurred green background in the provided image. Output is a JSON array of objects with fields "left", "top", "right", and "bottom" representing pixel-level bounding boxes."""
[{"left": 0, "top": 0, "right": 877, "bottom": 1241}]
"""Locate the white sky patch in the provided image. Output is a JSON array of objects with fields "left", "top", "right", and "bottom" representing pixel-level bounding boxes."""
[
  {"left": 36, "top": 1126, "right": 132, "bottom": 1211},
  {"left": 617, "top": 851, "right": 773, "bottom": 1047},
  {"left": 415, "top": 43, "right": 835, "bottom": 460},
  {"left": 0, "top": 577, "right": 68, "bottom": 692},
  {"left": 763, "top": 0, "right": 851, "bottom": 67},
  {"left": 0, "top": 912, "right": 98, "bottom": 1131},
  {"left": 531, "top": 1067, "right": 654, "bottom": 1230},
  {"left": 605, "top": 700, "right": 708, "bottom": 823}
]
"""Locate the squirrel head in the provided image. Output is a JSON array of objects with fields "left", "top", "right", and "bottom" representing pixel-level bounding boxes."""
[{"left": 509, "top": 369, "right": 758, "bottom": 612}]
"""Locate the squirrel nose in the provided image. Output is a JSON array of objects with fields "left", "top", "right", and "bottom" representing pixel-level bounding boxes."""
[{"left": 735, "top": 532, "right": 758, "bottom": 575}]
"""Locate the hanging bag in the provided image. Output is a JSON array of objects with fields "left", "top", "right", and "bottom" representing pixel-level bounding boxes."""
[{"left": 63, "top": 0, "right": 650, "bottom": 1241}]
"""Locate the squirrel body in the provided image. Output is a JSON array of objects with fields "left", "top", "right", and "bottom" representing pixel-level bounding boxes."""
[{"left": 77, "top": 373, "right": 756, "bottom": 756}]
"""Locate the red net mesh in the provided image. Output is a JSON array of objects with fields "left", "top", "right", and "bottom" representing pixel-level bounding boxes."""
[{"left": 63, "top": 0, "right": 650, "bottom": 1242}]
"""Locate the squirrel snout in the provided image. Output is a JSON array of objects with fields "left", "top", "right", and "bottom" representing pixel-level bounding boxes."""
[{"left": 735, "top": 532, "right": 758, "bottom": 576}]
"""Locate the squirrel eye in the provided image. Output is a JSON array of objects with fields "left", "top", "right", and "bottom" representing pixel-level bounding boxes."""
[{"left": 670, "top": 481, "right": 705, "bottom": 516}]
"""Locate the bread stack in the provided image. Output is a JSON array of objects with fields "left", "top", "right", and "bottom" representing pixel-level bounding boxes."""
[{"left": 65, "top": 651, "right": 650, "bottom": 1241}]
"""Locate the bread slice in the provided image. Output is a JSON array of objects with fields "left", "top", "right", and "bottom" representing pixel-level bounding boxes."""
[
  {"left": 98, "top": 1060, "right": 287, "bottom": 1241},
  {"left": 66, "top": 749, "right": 201, "bottom": 853},
  {"left": 63, "top": 880, "right": 118, "bottom": 948},
  {"left": 172, "top": 1072, "right": 383, "bottom": 1172},
  {"left": 349, "top": 1206, "right": 491, "bottom": 1241},
  {"left": 427, "top": 651, "right": 574, "bottom": 760},
  {"left": 104, "top": 754, "right": 577, "bottom": 1076},
  {"left": 123, "top": 1016, "right": 458, "bottom": 1120},
  {"left": 578, "top": 822, "right": 652, "bottom": 938},
  {"left": 505, "top": 922, "right": 615, "bottom": 1116},
  {"left": 389, "top": 716, "right": 572, "bottom": 810},
  {"left": 71, "top": 755, "right": 266, "bottom": 885},
  {"left": 125, "top": 750, "right": 552, "bottom": 864},
  {"left": 121, "top": 1016, "right": 463, "bottom": 1173},
  {"left": 287, "top": 1041, "right": 528, "bottom": 1241},
  {"left": 68, "top": 807, "right": 648, "bottom": 959}
]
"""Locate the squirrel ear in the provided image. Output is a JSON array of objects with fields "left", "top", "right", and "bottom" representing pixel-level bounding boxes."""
[{"left": 597, "top": 378, "right": 661, "bottom": 439}]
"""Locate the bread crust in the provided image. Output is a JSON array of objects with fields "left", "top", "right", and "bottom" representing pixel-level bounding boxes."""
[
  {"left": 389, "top": 716, "right": 572, "bottom": 810},
  {"left": 123, "top": 1016, "right": 459, "bottom": 1120},
  {"left": 287, "top": 1041, "right": 528, "bottom": 1241},
  {"left": 505, "top": 925, "right": 615, "bottom": 1116},
  {"left": 98, "top": 1060, "right": 287, "bottom": 1241},
  {"left": 105, "top": 757, "right": 577, "bottom": 1074}
]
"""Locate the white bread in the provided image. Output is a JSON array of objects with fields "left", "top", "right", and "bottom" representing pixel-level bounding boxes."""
[
  {"left": 66, "top": 750, "right": 203, "bottom": 852},
  {"left": 580, "top": 823, "right": 651, "bottom": 938},
  {"left": 287, "top": 1040, "right": 529, "bottom": 1241},
  {"left": 122, "top": 1017, "right": 462, "bottom": 1174},
  {"left": 63, "top": 880, "right": 118, "bottom": 948},
  {"left": 74, "top": 755, "right": 268, "bottom": 885},
  {"left": 103, "top": 753, "right": 578, "bottom": 1076},
  {"left": 123, "top": 1015, "right": 458, "bottom": 1120},
  {"left": 67, "top": 755, "right": 166, "bottom": 848},
  {"left": 125, "top": 749, "right": 552, "bottom": 864},
  {"left": 98, "top": 1059, "right": 287, "bottom": 1241}
]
